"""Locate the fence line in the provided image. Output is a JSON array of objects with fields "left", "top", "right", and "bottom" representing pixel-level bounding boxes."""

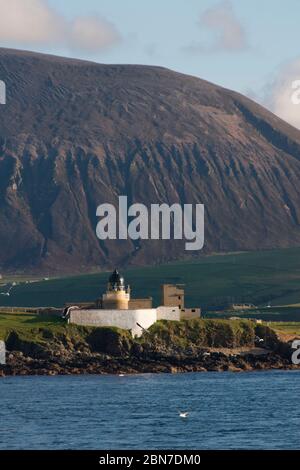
[{"left": 0, "top": 306, "right": 61, "bottom": 315}]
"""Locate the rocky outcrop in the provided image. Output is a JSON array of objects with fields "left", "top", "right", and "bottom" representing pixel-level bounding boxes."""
[
  {"left": 0, "top": 320, "right": 298, "bottom": 376},
  {"left": 87, "top": 328, "right": 132, "bottom": 356},
  {"left": 1, "top": 348, "right": 296, "bottom": 376}
]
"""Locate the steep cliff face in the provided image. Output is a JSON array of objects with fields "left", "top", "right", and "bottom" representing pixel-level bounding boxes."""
[{"left": 1, "top": 48, "right": 300, "bottom": 272}]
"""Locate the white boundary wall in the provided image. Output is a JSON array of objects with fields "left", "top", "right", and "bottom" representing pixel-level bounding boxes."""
[
  {"left": 70, "top": 308, "right": 157, "bottom": 337},
  {"left": 70, "top": 305, "right": 189, "bottom": 337},
  {"left": 157, "top": 306, "right": 180, "bottom": 321}
]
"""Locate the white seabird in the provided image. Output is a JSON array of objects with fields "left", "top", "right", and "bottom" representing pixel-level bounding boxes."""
[{"left": 179, "top": 411, "right": 189, "bottom": 418}]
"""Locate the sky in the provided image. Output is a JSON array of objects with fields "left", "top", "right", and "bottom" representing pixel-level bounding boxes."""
[{"left": 0, "top": 0, "right": 300, "bottom": 128}]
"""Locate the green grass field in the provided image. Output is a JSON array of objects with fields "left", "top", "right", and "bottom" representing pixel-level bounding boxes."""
[
  {"left": 1, "top": 248, "right": 300, "bottom": 322},
  {"left": 205, "top": 306, "right": 300, "bottom": 322},
  {"left": 0, "top": 313, "right": 65, "bottom": 341},
  {"left": 268, "top": 322, "right": 300, "bottom": 337}
]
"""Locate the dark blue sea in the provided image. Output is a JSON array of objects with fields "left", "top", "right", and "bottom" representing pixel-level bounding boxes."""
[{"left": 0, "top": 371, "right": 299, "bottom": 450}]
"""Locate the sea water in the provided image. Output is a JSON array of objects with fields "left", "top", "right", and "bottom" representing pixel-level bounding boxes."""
[{"left": 0, "top": 371, "right": 299, "bottom": 450}]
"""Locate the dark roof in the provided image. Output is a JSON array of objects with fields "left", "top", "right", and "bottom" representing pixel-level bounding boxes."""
[{"left": 109, "top": 269, "right": 124, "bottom": 286}]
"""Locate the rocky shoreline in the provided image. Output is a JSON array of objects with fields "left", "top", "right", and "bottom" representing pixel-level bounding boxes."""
[
  {"left": 1, "top": 347, "right": 299, "bottom": 377},
  {"left": 1, "top": 319, "right": 299, "bottom": 377}
]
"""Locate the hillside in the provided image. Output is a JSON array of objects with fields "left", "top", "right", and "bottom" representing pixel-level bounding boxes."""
[
  {"left": 1, "top": 49, "right": 300, "bottom": 272},
  {"left": 2, "top": 248, "right": 300, "bottom": 316}
]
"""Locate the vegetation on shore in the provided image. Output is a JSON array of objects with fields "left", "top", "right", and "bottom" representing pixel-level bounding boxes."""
[
  {"left": 143, "top": 319, "right": 256, "bottom": 349},
  {"left": 0, "top": 313, "right": 292, "bottom": 353},
  {"left": 0, "top": 313, "right": 298, "bottom": 376}
]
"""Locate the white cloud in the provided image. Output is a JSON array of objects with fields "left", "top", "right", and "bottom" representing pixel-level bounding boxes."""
[
  {"left": 186, "top": 0, "right": 248, "bottom": 53},
  {"left": 264, "top": 59, "right": 300, "bottom": 130},
  {"left": 0, "top": 0, "right": 121, "bottom": 52},
  {"left": 0, "top": 0, "right": 64, "bottom": 44},
  {"left": 69, "top": 16, "right": 120, "bottom": 52}
]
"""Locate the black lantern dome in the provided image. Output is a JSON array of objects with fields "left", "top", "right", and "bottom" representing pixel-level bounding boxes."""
[{"left": 108, "top": 269, "right": 125, "bottom": 288}]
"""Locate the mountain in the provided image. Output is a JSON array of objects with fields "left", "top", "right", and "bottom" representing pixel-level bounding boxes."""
[{"left": 1, "top": 48, "right": 300, "bottom": 273}]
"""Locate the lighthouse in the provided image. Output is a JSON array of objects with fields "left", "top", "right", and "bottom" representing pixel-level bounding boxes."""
[
  {"left": 101, "top": 269, "right": 131, "bottom": 310},
  {"left": 68, "top": 269, "right": 201, "bottom": 337}
]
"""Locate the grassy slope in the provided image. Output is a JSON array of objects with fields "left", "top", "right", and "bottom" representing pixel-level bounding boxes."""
[
  {"left": 144, "top": 318, "right": 256, "bottom": 349},
  {"left": 0, "top": 314, "right": 70, "bottom": 342},
  {"left": 0, "top": 314, "right": 298, "bottom": 353},
  {"left": 0, "top": 248, "right": 300, "bottom": 322},
  {"left": 270, "top": 322, "right": 300, "bottom": 336},
  {"left": 0, "top": 314, "right": 257, "bottom": 349}
]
